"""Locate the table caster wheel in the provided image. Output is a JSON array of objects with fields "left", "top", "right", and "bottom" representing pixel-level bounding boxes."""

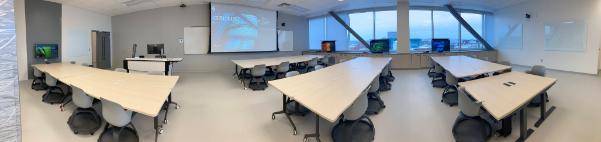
[
  {"left": 271, "top": 114, "right": 275, "bottom": 120},
  {"left": 164, "top": 119, "right": 168, "bottom": 124},
  {"left": 293, "top": 130, "right": 297, "bottom": 135},
  {"left": 159, "top": 129, "right": 164, "bottom": 134}
]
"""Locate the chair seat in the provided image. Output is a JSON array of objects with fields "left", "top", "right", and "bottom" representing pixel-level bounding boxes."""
[
  {"left": 331, "top": 120, "right": 375, "bottom": 142},
  {"left": 98, "top": 127, "right": 139, "bottom": 142},
  {"left": 452, "top": 113, "right": 493, "bottom": 142}
]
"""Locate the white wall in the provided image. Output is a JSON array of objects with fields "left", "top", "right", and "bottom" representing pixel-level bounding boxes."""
[
  {"left": 61, "top": 5, "right": 111, "bottom": 65},
  {"left": 15, "top": 0, "right": 27, "bottom": 81},
  {"left": 490, "top": 0, "right": 601, "bottom": 74}
]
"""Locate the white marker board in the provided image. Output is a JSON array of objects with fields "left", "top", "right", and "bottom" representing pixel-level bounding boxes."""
[
  {"left": 184, "top": 27, "right": 209, "bottom": 54},
  {"left": 278, "top": 30, "right": 294, "bottom": 51}
]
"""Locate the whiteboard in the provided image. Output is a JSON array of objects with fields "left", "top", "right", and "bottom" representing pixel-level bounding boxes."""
[
  {"left": 544, "top": 20, "right": 586, "bottom": 51},
  {"left": 184, "top": 27, "right": 209, "bottom": 54},
  {"left": 278, "top": 30, "right": 294, "bottom": 51}
]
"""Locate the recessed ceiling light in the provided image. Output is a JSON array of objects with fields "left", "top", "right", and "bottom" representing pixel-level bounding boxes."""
[{"left": 338, "top": 0, "right": 344, "bottom": 1}]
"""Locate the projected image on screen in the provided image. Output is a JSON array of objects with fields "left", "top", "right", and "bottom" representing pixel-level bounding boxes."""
[{"left": 211, "top": 3, "right": 277, "bottom": 53}]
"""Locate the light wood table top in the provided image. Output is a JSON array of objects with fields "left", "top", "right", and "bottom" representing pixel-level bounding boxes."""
[
  {"left": 232, "top": 55, "right": 323, "bottom": 69},
  {"left": 459, "top": 72, "right": 557, "bottom": 120},
  {"left": 431, "top": 56, "right": 511, "bottom": 78},
  {"left": 269, "top": 57, "right": 392, "bottom": 122},
  {"left": 32, "top": 63, "right": 179, "bottom": 117}
]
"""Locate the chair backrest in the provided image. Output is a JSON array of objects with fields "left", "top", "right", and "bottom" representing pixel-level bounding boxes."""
[
  {"left": 45, "top": 74, "right": 58, "bottom": 86},
  {"left": 529, "top": 65, "right": 546, "bottom": 77},
  {"left": 101, "top": 99, "right": 133, "bottom": 127},
  {"left": 72, "top": 86, "right": 93, "bottom": 108},
  {"left": 33, "top": 68, "right": 43, "bottom": 77},
  {"left": 308, "top": 58, "right": 318, "bottom": 67},
  {"left": 434, "top": 63, "right": 444, "bottom": 73},
  {"left": 277, "top": 62, "right": 290, "bottom": 73},
  {"left": 382, "top": 64, "right": 391, "bottom": 76},
  {"left": 147, "top": 71, "right": 165, "bottom": 75},
  {"left": 445, "top": 71, "right": 458, "bottom": 86},
  {"left": 285, "top": 71, "right": 300, "bottom": 78},
  {"left": 343, "top": 87, "right": 369, "bottom": 120},
  {"left": 251, "top": 64, "right": 267, "bottom": 76},
  {"left": 314, "top": 65, "right": 324, "bottom": 70},
  {"left": 458, "top": 86, "right": 482, "bottom": 117},
  {"left": 114, "top": 68, "right": 128, "bottom": 73},
  {"left": 369, "top": 77, "right": 380, "bottom": 93},
  {"left": 321, "top": 57, "right": 330, "bottom": 65}
]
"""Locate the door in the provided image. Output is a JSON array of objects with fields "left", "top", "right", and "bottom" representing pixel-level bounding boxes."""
[{"left": 95, "top": 31, "right": 111, "bottom": 69}]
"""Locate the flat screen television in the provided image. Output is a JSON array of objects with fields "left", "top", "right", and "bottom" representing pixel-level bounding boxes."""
[
  {"left": 321, "top": 41, "right": 336, "bottom": 53},
  {"left": 369, "top": 39, "right": 390, "bottom": 53},
  {"left": 432, "top": 39, "right": 450, "bottom": 53},
  {"left": 147, "top": 44, "right": 164, "bottom": 54},
  {"left": 34, "top": 44, "right": 59, "bottom": 59}
]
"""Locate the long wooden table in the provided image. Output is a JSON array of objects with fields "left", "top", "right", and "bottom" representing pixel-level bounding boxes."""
[
  {"left": 269, "top": 57, "right": 391, "bottom": 141},
  {"left": 460, "top": 72, "right": 557, "bottom": 142},
  {"left": 232, "top": 55, "right": 323, "bottom": 69},
  {"left": 32, "top": 63, "right": 179, "bottom": 142},
  {"left": 431, "top": 55, "right": 510, "bottom": 78}
]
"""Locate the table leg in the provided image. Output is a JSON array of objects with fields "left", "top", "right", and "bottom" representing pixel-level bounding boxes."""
[
  {"left": 516, "top": 108, "right": 534, "bottom": 142},
  {"left": 233, "top": 65, "right": 238, "bottom": 79},
  {"left": 535, "top": 92, "right": 556, "bottom": 127},
  {"left": 271, "top": 95, "right": 297, "bottom": 135},
  {"left": 303, "top": 114, "right": 321, "bottom": 142},
  {"left": 154, "top": 116, "right": 162, "bottom": 142}
]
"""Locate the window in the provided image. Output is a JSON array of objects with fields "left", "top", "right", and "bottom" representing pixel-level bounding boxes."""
[
  {"left": 433, "top": 11, "right": 460, "bottom": 50},
  {"left": 309, "top": 17, "right": 326, "bottom": 50},
  {"left": 460, "top": 13, "right": 484, "bottom": 49},
  {"left": 409, "top": 10, "right": 432, "bottom": 50},
  {"left": 349, "top": 12, "right": 374, "bottom": 51},
  {"left": 408, "top": 9, "right": 486, "bottom": 51},
  {"left": 375, "top": 10, "right": 397, "bottom": 51}
]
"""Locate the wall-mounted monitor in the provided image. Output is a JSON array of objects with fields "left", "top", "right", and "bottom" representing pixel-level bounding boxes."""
[
  {"left": 431, "top": 39, "right": 450, "bottom": 53},
  {"left": 34, "top": 44, "right": 59, "bottom": 59},
  {"left": 321, "top": 41, "right": 336, "bottom": 53}
]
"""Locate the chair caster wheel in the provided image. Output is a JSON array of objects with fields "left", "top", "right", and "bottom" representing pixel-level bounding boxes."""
[
  {"left": 164, "top": 119, "right": 168, "bottom": 124},
  {"left": 175, "top": 105, "right": 180, "bottom": 109},
  {"left": 74, "top": 132, "right": 78, "bottom": 134},
  {"left": 303, "top": 138, "right": 308, "bottom": 142},
  {"left": 90, "top": 133, "right": 94, "bottom": 135},
  {"left": 159, "top": 129, "right": 164, "bottom": 134},
  {"left": 271, "top": 114, "right": 275, "bottom": 120},
  {"left": 293, "top": 130, "right": 297, "bottom": 135}
]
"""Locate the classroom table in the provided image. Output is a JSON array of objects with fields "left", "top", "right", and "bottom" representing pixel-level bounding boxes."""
[
  {"left": 231, "top": 55, "right": 324, "bottom": 89},
  {"left": 32, "top": 63, "right": 179, "bottom": 142},
  {"left": 269, "top": 57, "right": 392, "bottom": 141},
  {"left": 460, "top": 72, "right": 557, "bottom": 142},
  {"left": 431, "top": 55, "right": 511, "bottom": 78}
]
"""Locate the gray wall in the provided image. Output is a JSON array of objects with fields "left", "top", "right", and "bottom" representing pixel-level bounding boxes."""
[
  {"left": 112, "top": 4, "right": 309, "bottom": 72},
  {"left": 0, "top": 0, "right": 20, "bottom": 141},
  {"left": 25, "top": 0, "right": 61, "bottom": 78}
]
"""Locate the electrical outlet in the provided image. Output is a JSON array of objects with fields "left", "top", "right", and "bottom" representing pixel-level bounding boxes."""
[{"left": 178, "top": 38, "right": 184, "bottom": 44}]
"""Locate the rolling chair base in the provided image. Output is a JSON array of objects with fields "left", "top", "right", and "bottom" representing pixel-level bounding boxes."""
[
  {"left": 98, "top": 127, "right": 139, "bottom": 142},
  {"left": 331, "top": 120, "right": 375, "bottom": 142},
  {"left": 452, "top": 113, "right": 493, "bottom": 142},
  {"left": 42, "top": 92, "right": 67, "bottom": 104},
  {"left": 441, "top": 91, "right": 458, "bottom": 106},
  {"left": 366, "top": 99, "right": 384, "bottom": 115},
  {"left": 67, "top": 108, "right": 102, "bottom": 135},
  {"left": 31, "top": 78, "right": 48, "bottom": 91}
]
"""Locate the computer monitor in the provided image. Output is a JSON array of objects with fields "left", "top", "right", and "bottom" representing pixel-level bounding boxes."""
[
  {"left": 369, "top": 39, "right": 390, "bottom": 53},
  {"left": 431, "top": 39, "right": 450, "bottom": 53},
  {"left": 147, "top": 44, "right": 164, "bottom": 55},
  {"left": 321, "top": 41, "right": 336, "bottom": 53},
  {"left": 34, "top": 44, "right": 59, "bottom": 60}
]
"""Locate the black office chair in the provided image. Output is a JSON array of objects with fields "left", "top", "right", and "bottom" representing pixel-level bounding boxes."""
[
  {"left": 332, "top": 87, "right": 374, "bottom": 142},
  {"left": 442, "top": 71, "right": 459, "bottom": 106},
  {"left": 31, "top": 68, "right": 48, "bottom": 91},
  {"left": 431, "top": 63, "right": 447, "bottom": 88},
  {"left": 366, "top": 77, "right": 385, "bottom": 115},
  {"left": 249, "top": 64, "right": 267, "bottom": 90},
  {"left": 67, "top": 86, "right": 101, "bottom": 135}
]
